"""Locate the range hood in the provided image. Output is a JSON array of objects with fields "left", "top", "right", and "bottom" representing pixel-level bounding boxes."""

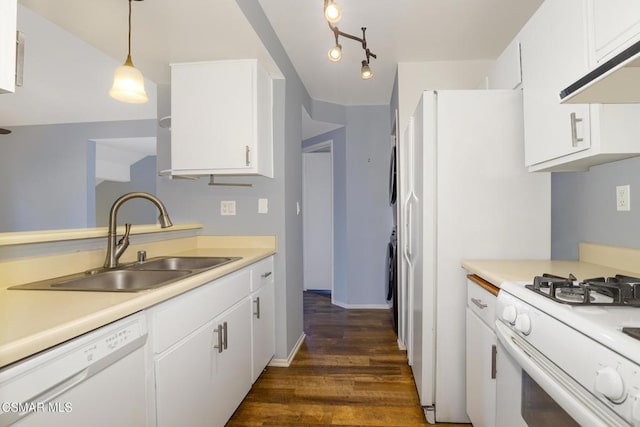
[{"left": 560, "top": 39, "right": 640, "bottom": 104}]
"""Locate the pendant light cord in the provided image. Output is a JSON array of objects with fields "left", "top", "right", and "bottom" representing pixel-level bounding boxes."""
[{"left": 125, "top": 0, "right": 133, "bottom": 66}]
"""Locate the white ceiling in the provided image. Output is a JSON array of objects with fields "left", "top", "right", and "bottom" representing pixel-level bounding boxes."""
[
  {"left": 259, "top": 0, "right": 544, "bottom": 105},
  {"left": 7, "top": 0, "right": 544, "bottom": 136}
]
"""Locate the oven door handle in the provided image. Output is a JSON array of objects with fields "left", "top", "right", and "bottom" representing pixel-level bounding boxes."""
[{"left": 495, "top": 321, "right": 628, "bottom": 427}]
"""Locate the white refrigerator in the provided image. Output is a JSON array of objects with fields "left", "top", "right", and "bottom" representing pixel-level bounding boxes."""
[{"left": 399, "top": 90, "right": 550, "bottom": 423}]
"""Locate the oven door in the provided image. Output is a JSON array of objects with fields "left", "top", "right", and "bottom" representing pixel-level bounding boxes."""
[{"left": 495, "top": 321, "right": 629, "bottom": 427}]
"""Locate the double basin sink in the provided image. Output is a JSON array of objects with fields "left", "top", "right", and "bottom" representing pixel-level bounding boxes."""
[{"left": 9, "top": 256, "right": 241, "bottom": 292}]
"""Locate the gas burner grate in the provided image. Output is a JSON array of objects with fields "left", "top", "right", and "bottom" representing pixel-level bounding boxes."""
[{"left": 525, "top": 273, "right": 640, "bottom": 307}]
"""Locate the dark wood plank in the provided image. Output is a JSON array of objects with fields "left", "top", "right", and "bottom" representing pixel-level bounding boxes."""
[{"left": 227, "top": 291, "right": 471, "bottom": 426}]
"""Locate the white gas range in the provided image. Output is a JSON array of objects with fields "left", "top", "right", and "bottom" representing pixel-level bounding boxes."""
[{"left": 495, "top": 274, "right": 640, "bottom": 427}]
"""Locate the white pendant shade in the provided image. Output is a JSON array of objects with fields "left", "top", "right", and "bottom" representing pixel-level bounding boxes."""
[{"left": 110, "top": 62, "right": 148, "bottom": 103}]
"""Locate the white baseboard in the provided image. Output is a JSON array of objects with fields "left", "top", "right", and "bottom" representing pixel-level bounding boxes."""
[
  {"left": 268, "top": 333, "right": 306, "bottom": 367},
  {"left": 332, "top": 300, "right": 392, "bottom": 309}
]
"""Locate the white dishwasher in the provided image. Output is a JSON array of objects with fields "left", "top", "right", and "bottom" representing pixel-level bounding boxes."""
[{"left": 0, "top": 312, "right": 148, "bottom": 427}]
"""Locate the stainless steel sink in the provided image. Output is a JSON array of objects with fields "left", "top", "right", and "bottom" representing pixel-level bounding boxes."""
[
  {"left": 125, "top": 256, "right": 238, "bottom": 271},
  {"left": 9, "top": 256, "right": 241, "bottom": 292}
]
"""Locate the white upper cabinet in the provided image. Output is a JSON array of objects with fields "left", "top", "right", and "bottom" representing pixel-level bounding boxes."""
[
  {"left": 0, "top": 0, "right": 17, "bottom": 93},
  {"left": 519, "top": 0, "right": 640, "bottom": 171},
  {"left": 170, "top": 60, "right": 274, "bottom": 178},
  {"left": 520, "top": 0, "right": 592, "bottom": 169},
  {"left": 588, "top": 0, "right": 640, "bottom": 64},
  {"left": 486, "top": 39, "right": 522, "bottom": 90}
]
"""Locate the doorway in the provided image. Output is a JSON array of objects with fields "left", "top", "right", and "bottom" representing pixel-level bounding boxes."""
[{"left": 302, "top": 141, "right": 334, "bottom": 296}]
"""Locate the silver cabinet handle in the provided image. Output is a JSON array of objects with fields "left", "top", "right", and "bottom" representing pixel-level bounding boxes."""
[
  {"left": 471, "top": 298, "right": 488, "bottom": 309},
  {"left": 261, "top": 271, "right": 272, "bottom": 279},
  {"left": 570, "top": 112, "right": 583, "bottom": 147},
  {"left": 254, "top": 297, "right": 261, "bottom": 319},
  {"left": 222, "top": 321, "right": 228, "bottom": 350},
  {"left": 213, "top": 324, "right": 223, "bottom": 353},
  {"left": 245, "top": 145, "right": 251, "bottom": 166},
  {"left": 491, "top": 344, "right": 497, "bottom": 379}
]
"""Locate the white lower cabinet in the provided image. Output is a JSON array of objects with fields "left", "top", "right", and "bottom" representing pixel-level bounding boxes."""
[
  {"left": 154, "top": 298, "right": 252, "bottom": 427},
  {"left": 155, "top": 320, "right": 217, "bottom": 427},
  {"left": 209, "top": 298, "right": 253, "bottom": 425},
  {"left": 149, "top": 256, "right": 275, "bottom": 427},
  {"left": 465, "top": 278, "right": 498, "bottom": 427},
  {"left": 251, "top": 280, "right": 275, "bottom": 382}
]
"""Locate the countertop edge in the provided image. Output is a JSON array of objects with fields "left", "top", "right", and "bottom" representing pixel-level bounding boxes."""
[{"left": 0, "top": 247, "right": 275, "bottom": 368}]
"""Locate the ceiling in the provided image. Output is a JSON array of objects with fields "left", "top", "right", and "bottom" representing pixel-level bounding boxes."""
[
  {"left": 258, "top": 0, "right": 544, "bottom": 105},
  {"left": 10, "top": 0, "right": 544, "bottom": 135}
]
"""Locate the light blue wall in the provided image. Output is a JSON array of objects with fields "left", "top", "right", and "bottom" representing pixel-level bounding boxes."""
[
  {"left": 551, "top": 156, "right": 640, "bottom": 260},
  {"left": 302, "top": 126, "right": 348, "bottom": 304},
  {"left": 153, "top": 0, "right": 311, "bottom": 360},
  {"left": 302, "top": 104, "right": 392, "bottom": 307},
  {"left": 344, "top": 105, "right": 392, "bottom": 305},
  {"left": 95, "top": 156, "right": 158, "bottom": 227},
  {"left": 0, "top": 120, "right": 156, "bottom": 232}
]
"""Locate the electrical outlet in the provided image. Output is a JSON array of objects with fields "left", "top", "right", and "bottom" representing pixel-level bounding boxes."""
[
  {"left": 616, "top": 185, "right": 630, "bottom": 211},
  {"left": 220, "top": 200, "right": 236, "bottom": 216}
]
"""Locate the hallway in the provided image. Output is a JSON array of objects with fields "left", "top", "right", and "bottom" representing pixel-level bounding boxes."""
[{"left": 228, "top": 291, "right": 469, "bottom": 426}]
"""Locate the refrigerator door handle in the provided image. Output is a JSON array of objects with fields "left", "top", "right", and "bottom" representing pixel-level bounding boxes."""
[
  {"left": 404, "top": 192, "right": 417, "bottom": 265},
  {"left": 403, "top": 194, "right": 411, "bottom": 264}
]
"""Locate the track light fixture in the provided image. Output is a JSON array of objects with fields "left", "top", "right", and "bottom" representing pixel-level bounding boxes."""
[
  {"left": 110, "top": 0, "right": 148, "bottom": 103},
  {"left": 323, "top": 0, "right": 377, "bottom": 80}
]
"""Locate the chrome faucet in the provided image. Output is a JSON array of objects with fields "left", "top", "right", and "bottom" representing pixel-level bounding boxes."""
[{"left": 103, "top": 192, "right": 173, "bottom": 268}]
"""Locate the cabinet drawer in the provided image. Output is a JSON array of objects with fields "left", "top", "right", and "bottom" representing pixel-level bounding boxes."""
[
  {"left": 251, "top": 256, "right": 274, "bottom": 292},
  {"left": 151, "top": 268, "right": 250, "bottom": 354},
  {"left": 467, "top": 276, "right": 498, "bottom": 330}
]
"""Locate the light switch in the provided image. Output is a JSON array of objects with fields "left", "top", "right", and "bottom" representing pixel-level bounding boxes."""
[
  {"left": 221, "top": 200, "right": 236, "bottom": 216},
  {"left": 258, "top": 198, "right": 268, "bottom": 214}
]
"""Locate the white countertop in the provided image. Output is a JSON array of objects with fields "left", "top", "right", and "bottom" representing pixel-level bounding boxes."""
[
  {"left": 463, "top": 243, "right": 640, "bottom": 287},
  {"left": 0, "top": 236, "right": 275, "bottom": 368},
  {"left": 461, "top": 259, "right": 635, "bottom": 287}
]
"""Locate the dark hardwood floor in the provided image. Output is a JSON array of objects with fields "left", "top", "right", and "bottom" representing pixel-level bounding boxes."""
[{"left": 227, "top": 291, "right": 470, "bottom": 426}]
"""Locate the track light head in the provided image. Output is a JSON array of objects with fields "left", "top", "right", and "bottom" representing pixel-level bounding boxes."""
[
  {"left": 360, "top": 60, "right": 373, "bottom": 80},
  {"left": 324, "top": 0, "right": 342, "bottom": 24},
  {"left": 328, "top": 43, "right": 342, "bottom": 62}
]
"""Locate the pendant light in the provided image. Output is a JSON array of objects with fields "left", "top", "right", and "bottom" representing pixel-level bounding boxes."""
[{"left": 110, "top": 0, "right": 148, "bottom": 103}]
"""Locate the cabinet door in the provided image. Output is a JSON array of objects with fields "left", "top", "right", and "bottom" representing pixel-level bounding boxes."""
[
  {"left": 589, "top": 0, "right": 640, "bottom": 63},
  {"left": 521, "top": 0, "right": 591, "bottom": 167},
  {"left": 171, "top": 61, "right": 256, "bottom": 172},
  {"left": 465, "top": 308, "right": 497, "bottom": 427},
  {"left": 0, "top": 0, "right": 17, "bottom": 93},
  {"left": 170, "top": 60, "right": 273, "bottom": 177},
  {"left": 210, "top": 298, "right": 253, "bottom": 426},
  {"left": 155, "top": 321, "right": 216, "bottom": 427},
  {"left": 251, "top": 281, "right": 275, "bottom": 382}
]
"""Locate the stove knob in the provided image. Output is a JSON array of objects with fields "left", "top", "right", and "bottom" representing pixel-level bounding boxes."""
[
  {"left": 515, "top": 314, "right": 532, "bottom": 335},
  {"left": 594, "top": 366, "right": 625, "bottom": 402},
  {"left": 502, "top": 305, "right": 517, "bottom": 325}
]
